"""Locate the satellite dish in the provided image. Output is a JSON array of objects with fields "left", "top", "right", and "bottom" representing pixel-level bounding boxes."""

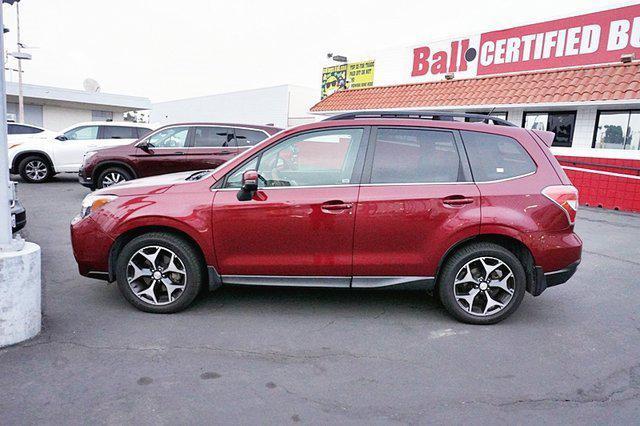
[{"left": 83, "top": 78, "right": 101, "bottom": 93}]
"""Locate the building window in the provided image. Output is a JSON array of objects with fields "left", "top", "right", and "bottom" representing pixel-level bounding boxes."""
[
  {"left": 92, "top": 110, "right": 114, "bottom": 122},
  {"left": 522, "top": 112, "right": 576, "bottom": 147},
  {"left": 593, "top": 111, "right": 640, "bottom": 150}
]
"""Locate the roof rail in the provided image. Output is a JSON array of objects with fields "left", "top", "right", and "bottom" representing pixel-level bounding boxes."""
[{"left": 324, "top": 110, "right": 517, "bottom": 127}]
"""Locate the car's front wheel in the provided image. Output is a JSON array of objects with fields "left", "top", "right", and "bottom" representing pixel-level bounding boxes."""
[
  {"left": 116, "top": 233, "right": 205, "bottom": 313},
  {"left": 18, "top": 155, "right": 53, "bottom": 183},
  {"left": 97, "top": 167, "right": 133, "bottom": 189},
  {"left": 437, "top": 242, "right": 526, "bottom": 325}
]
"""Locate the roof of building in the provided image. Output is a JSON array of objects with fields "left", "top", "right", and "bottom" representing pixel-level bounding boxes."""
[
  {"left": 311, "top": 62, "right": 640, "bottom": 112},
  {"left": 6, "top": 82, "right": 151, "bottom": 110}
]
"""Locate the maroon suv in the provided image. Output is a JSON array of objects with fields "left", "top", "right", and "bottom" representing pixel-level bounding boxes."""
[
  {"left": 79, "top": 123, "right": 281, "bottom": 189},
  {"left": 71, "top": 111, "right": 582, "bottom": 324}
]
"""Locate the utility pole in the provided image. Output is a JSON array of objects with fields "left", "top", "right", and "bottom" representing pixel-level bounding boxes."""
[
  {"left": 15, "top": 0, "right": 22, "bottom": 122},
  {"left": 0, "top": 2, "right": 12, "bottom": 245}
]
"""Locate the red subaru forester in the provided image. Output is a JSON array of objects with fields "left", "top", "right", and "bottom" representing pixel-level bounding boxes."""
[{"left": 70, "top": 111, "right": 582, "bottom": 324}]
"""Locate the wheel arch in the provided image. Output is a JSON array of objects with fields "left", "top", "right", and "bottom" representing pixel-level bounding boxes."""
[
  {"left": 107, "top": 225, "right": 207, "bottom": 283},
  {"left": 11, "top": 150, "right": 55, "bottom": 174},
  {"left": 435, "top": 233, "right": 537, "bottom": 294},
  {"left": 93, "top": 161, "right": 137, "bottom": 182}
]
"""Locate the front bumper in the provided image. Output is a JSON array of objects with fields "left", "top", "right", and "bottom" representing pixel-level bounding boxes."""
[
  {"left": 78, "top": 168, "right": 94, "bottom": 189},
  {"left": 529, "top": 260, "right": 580, "bottom": 296},
  {"left": 70, "top": 216, "right": 114, "bottom": 279},
  {"left": 11, "top": 200, "right": 26, "bottom": 233}
]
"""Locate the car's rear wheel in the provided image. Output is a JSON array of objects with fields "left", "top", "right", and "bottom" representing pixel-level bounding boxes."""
[
  {"left": 97, "top": 167, "right": 132, "bottom": 189},
  {"left": 18, "top": 155, "right": 53, "bottom": 183},
  {"left": 437, "top": 242, "right": 526, "bottom": 325},
  {"left": 116, "top": 233, "right": 205, "bottom": 313}
]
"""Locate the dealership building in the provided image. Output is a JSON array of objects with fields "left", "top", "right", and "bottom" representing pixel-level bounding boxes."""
[
  {"left": 5, "top": 82, "right": 151, "bottom": 131},
  {"left": 312, "top": 4, "right": 640, "bottom": 212}
]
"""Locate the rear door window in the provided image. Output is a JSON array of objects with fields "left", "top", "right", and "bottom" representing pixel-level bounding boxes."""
[
  {"left": 102, "top": 126, "right": 139, "bottom": 139},
  {"left": 461, "top": 131, "right": 536, "bottom": 182},
  {"left": 369, "top": 128, "right": 463, "bottom": 184},
  {"left": 193, "top": 127, "right": 235, "bottom": 147},
  {"left": 234, "top": 128, "right": 268, "bottom": 147}
]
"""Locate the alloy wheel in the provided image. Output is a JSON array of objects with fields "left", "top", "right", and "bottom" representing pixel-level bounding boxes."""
[
  {"left": 453, "top": 256, "right": 515, "bottom": 316},
  {"left": 127, "top": 245, "right": 188, "bottom": 305},
  {"left": 25, "top": 160, "right": 48, "bottom": 181},
  {"left": 102, "top": 172, "right": 126, "bottom": 187}
]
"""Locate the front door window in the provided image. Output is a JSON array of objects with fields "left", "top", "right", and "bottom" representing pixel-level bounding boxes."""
[{"left": 225, "top": 128, "right": 364, "bottom": 188}]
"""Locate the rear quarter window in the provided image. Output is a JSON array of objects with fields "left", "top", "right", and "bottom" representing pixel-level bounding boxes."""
[{"left": 461, "top": 131, "right": 536, "bottom": 182}]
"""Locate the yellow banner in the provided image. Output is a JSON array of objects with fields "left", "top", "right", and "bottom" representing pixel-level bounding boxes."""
[{"left": 321, "top": 60, "right": 375, "bottom": 99}]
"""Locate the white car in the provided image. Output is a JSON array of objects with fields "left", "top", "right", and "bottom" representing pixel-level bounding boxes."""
[
  {"left": 7, "top": 122, "right": 56, "bottom": 148},
  {"left": 8, "top": 121, "right": 154, "bottom": 183}
]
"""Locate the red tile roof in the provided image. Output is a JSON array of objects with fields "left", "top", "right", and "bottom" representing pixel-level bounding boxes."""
[{"left": 311, "top": 63, "right": 640, "bottom": 112}]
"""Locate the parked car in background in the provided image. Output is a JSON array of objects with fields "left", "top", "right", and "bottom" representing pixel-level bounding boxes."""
[
  {"left": 70, "top": 111, "right": 581, "bottom": 324},
  {"left": 9, "top": 181, "right": 26, "bottom": 233},
  {"left": 78, "top": 123, "right": 281, "bottom": 189},
  {"left": 9, "top": 121, "right": 154, "bottom": 183},
  {"left": 7, "top": 122, "right": 56, "bottom": 148}
]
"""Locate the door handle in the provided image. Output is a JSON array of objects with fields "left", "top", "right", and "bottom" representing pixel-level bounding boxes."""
[
  {"left": 214, "top": 151, "right": 233, "bottom": 155},
  {"left": 321, "top": 201, "right": 353, "bottom": 212},
  {"left": 443, "top": 196, "right": 474, "bottom": 206},
  {"left": 174, "top": 151, "right": 185, "bottom": 155}
]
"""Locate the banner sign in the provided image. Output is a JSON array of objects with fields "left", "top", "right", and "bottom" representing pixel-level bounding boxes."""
[
  {"left": 408, "top": 4, "right": 640, "bottom": 82},
  {"left": 321, "top": 60, "right": 375, "bottom": 98}
]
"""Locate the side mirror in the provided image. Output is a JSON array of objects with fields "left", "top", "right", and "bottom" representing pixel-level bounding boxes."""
[
  {"left": 55, "top": 135, "right": 68, "bottom": 141},
  {"left": 137, "top": 140, "right": 151, "bottom": 152},
  {"left": 237, "top": 170, "right": 259, "bottom": 201}
]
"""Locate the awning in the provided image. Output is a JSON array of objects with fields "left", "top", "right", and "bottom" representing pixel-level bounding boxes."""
[{"left": 311, "top": 62, "right": 640, "bottom": 112}]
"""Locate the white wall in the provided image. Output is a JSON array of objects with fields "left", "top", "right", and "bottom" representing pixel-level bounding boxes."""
[
  {"left": 42, "top": 105, "right": 91, "bottom": 131},
  {"left": 151, "top": 86, "right": 292, "bottom": 129},
  {"left": 287, "top": 86, "right": 319, "bottom": 127},
  {"left": 41, "top": 105, "right": 129, "bottom": 131}
]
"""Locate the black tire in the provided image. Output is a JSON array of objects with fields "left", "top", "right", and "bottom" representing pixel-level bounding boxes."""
[
  {"left": 116, "top": 233, "right": 205, "bottom": 313},
  {"left": 437, "top": 242, "right": 526, "bottom": 325},
  {"left": 97, "top": 167, "right": 133, "bottom": 189},
  {"left": 18, "top": 155, "right": 53, "bottom": 183}
]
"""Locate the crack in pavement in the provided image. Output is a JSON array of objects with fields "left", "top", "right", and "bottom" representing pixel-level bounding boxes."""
[
  {"left": 461, "top": 363, "right": 640, "bottom": 408},
  {"left": 3, "top": 338, "right": 415, "bottom": 365},
  {"left": 582, "top": 249, "right": 640, "bottom": 267}
]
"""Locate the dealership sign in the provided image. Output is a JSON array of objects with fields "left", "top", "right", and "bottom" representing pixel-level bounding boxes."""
[{"left": 407, "top": 4, "right": 640, "bottom": 82}]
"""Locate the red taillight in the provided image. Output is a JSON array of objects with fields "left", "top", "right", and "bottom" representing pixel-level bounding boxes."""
[{"left": 542, "top": 185, "right": 578, "bottom": 225}]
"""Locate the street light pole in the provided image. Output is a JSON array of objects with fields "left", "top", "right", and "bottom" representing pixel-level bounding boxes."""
[
  {"left": 0, "top": 3, "right": 14, "bottom": 245},
  {"left": 15, "top": 0, "right": 22, "bottom": 122}
]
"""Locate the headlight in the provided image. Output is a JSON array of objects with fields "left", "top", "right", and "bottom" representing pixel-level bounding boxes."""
[{"left": 79, "top": 194, "right": 117, "bottom": 219}]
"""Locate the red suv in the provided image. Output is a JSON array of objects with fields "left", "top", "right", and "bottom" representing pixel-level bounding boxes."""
[
  {"left": 78, "top": 123, "right": 281, "bottom": 189},
  {"left": 70, "top": 111, "right": 582, "bottom": 324}
]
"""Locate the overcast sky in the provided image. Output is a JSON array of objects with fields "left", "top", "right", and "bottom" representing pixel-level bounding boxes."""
[{"left": 1, "top": 0, "right": 633, "bottom": 102}]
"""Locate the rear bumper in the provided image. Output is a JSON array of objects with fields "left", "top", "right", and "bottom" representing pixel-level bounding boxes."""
[
  {"left": 11, "top": 200, "right": 26, "bottom": 233},
  {"left": 529, "top": 260, "right": 580, "bottom": 296}
]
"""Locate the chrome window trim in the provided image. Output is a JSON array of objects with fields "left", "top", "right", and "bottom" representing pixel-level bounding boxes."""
[
  {"left": 360, "top": 181, "right": 472, "bottom": 187},
  {"left": 214, "top": 172, "right": 535, "bottom": 191},
  {"left": 474, "top": 171, "right": 536, "bottom": 184},
  {"left": 215, "top": 184, "right": 359, "bottom": 192}
]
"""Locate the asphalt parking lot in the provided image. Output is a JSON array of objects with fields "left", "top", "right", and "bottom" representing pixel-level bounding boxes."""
[{"left": 1, "top": 175, "right": 639, "bottom": 425}]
